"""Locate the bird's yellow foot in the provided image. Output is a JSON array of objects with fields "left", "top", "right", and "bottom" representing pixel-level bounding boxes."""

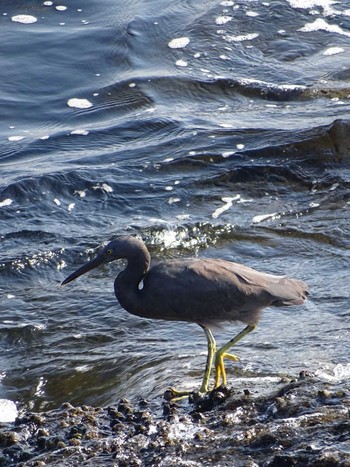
[
  {"left": 225, "top": 353, "right": 240, "bottom": 362},
  {"left": 214, "top": 352, "right": 239, "bottom": 388},
  {"left": 163, "top": 387, "right": 194, "bottom": 401}
]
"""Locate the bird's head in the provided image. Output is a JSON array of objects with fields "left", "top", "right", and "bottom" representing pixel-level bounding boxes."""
[{"left": 61, "top": 236, "right": 145, "bottom": 286}]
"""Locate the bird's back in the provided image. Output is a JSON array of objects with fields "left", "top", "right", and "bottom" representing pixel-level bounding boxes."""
[{"left": 137, "top": 257, "right": 308, "bottom": 326}]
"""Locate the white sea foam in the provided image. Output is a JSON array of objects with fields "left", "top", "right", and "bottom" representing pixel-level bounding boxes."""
[
  {"left": 287, "top": 0, "right": 338, "bottom": 15},
  {"left": 299, "top": 18, "right": 350, "bottom": 37},
  {"left": 0, "top": 400, "right": 18, "bottom": 423},
  {"left": 215, "top": 16, "right": 232, "bottom": 25},
  {"left": 212, "top": 195, "right": 240, "bottom": 218},
  {"left": 246, "top": 11, "right": 259, "bottom": 17},
  {"left": 74, "top": 190, "right": 86, "bottom": 198},
  {"left": 67, "top": 98, "right": 93, "bottom": 109},
  {"left": 34, "top": 377, "right": 45, "bottom": 396},
  {"left": 316, "top": 363, "right": 350, "bottom": 382},
  {"left": 168, "top": 197, "right": 180, "bottom": 204},
  {"left": 222, "top": 151, "right": 235, "bottom": 158},
  {"left": 168, "top": 37, "right": 190, "bottom": 49},
  {"left": 75, "top": 365, "right": 90, "bottom": 372},
  {"left": 8, "top": 135, "right": 24, "bottom": 141},
  {"left": 252, "top": 213, "right": 278, "bottom": 224},
  {"left": 92, "top": 183, "right": 113, "bottom": 193},
  {"left": 71, "top": 129, "right": 89, "bottom": 135},
  {"left": 323, "top": 46, "right": 344, "bottom": 55},
  {"left": 0, "top": 199, "right": 13, "bottom": 207},
  {"left": 224, "top": 33, "right": 259, "bottom": 42},
  {"left": 11, "top": 15, "right": 37, "bottom": 24}
]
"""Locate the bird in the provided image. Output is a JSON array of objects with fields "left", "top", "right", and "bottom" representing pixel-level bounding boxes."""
[{"left": 61, "top": 235, "right": 308, "bottom": 397}]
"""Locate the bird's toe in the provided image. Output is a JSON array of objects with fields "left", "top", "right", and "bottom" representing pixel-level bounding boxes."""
[
  {"left": 224, "top": 352, "right": 240, "bottom": 362},
  {"left": 163, "top": 387, "right": 193, "bottom": 401}
]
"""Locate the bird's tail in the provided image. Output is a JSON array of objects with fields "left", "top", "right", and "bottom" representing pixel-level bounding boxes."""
[{"left": 270, "top": 278, "right": 308, "bottom": 307}]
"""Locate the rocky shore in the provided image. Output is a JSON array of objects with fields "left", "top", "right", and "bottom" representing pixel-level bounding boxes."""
[{"left": 1, "top": 373, "right": 350, "bottom": 466}]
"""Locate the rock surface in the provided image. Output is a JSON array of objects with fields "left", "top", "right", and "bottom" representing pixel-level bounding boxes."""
[{"left": 1, "top": 373, "right": 350, "bottom": 466}]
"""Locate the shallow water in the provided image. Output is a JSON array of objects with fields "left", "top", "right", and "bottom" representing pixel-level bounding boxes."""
[{"left": 1, "top": 0, "right": 350, "bottom": 414}]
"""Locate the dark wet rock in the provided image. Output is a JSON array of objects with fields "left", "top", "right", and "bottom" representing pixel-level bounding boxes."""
[
  {"left": 0, "top": 431, "right": 19, "bottom": 447},
  {"left": 190, "top": 384, "right": 232, "bottom": 412},
  {"left": 0, "top": 374, "right": 350, "bottom": 466}
]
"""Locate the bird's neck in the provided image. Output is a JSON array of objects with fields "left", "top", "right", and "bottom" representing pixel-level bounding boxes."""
[{"left": 114, "top": 252, "right": 150, "bottom": 316}]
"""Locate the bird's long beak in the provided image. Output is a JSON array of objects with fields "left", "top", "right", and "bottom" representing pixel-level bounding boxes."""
[{"left": 61, "top": 254, "right": 104, "bottom": 285}]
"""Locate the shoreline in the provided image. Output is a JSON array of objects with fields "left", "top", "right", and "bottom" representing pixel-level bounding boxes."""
[{"left": 1, "top": 373, "right": 349, "bottom": 466}]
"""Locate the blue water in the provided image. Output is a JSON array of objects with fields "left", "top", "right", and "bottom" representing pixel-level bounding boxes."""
[{"left": 1, "top": 0, "right": 350, "bottom": 413}]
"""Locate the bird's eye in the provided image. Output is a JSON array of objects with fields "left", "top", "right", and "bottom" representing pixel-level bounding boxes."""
[{"left": 107, "top": 249, "right": 113, "bottom": 255}]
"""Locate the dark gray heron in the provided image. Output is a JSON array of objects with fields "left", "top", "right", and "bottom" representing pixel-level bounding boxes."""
[{"left": 61, "top": 236, "right": 308, "bottom": 396}]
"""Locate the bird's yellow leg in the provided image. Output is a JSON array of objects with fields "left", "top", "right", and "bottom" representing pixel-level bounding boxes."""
[
  {"left": 165, "top": 325, "right": 217, "bottom": 400},
  {"left": 215, "top": 324, "right": 256, "bottom": 388},
  {"left": 199, "top": 324, "right": 216, "bottom": 393}
]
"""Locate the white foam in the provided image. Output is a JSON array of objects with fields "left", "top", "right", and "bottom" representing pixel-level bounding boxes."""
[
  {"left": 67, "top": 98, "right": 93, "bottom": 109},
  {"left": 56, "top": 5, "right": 67, "bottom": 11},
  {"left": 75, "top": 365, "right": 90, "bottom": 372},
  {"left": 299, "top": 18, "right": 350, "bottom": 37},
  {"left": 8, "top": 135, "right": 24, "bottom": 141},
  {"left": 222, "top": 151, "right": 235, "bottom": 158},
  {"left": 0, "top": 400, "right": 17, "bottom": 423},
  {"left": 175, "top": 59, "right": 188, "bottom": 67},
  {"left": 11, "top": 15, "right": 37, "bottom": 24},
  {"left": 224, "top": 33, "right": 259, "bottom": 42},
  {"left": 176, "top": 214, "right": 191, "bottom": 221},
  {"left": 287, "top": 0, "right": 336, "bottom": 13},
  {"left": 53, "top": 198, "right": 61, "bottom": 206},
  {"left": 68, "top": 203, "right": 75, "bottom": 212},
  {"left": 57, "top": 260, "right": 66, "bottom": 270},
  {"left": 323, "top": 46, "right": 344, "bottom": 55},
  {"left": 212, "top": 195, "right": 240, "bottom": 218},
  {"left": 168, "top": 37, "right": 190, "bottom": 49},
  {"left": 0, "top": 199, "right": 12, "bottom": 207},
  {"left": 168, "top": 197, "right": 180, "bottom": 204},
  {"left": 70, "top": 129, "right": 89, "bottom": 135},
  {"left": 74, "top": 190, "right": 86, "bottom": 198},
  {"left": 316, "top": 363, "right": 350, "bottom": 382},
  {"left": 252, "top": 213, "right": 278, "bottom": 224},
  {"left": 246, "top": 11, "right": 259, "bottom": 17},
  {"left": 92, "top": 183, "right": 113, "bottom": 193},
  {"left": 34, "top": 377, "right": 45, "bottom": 396},
  {"left": 215, "top": 16, "right": 232, "bottom": 25}
]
